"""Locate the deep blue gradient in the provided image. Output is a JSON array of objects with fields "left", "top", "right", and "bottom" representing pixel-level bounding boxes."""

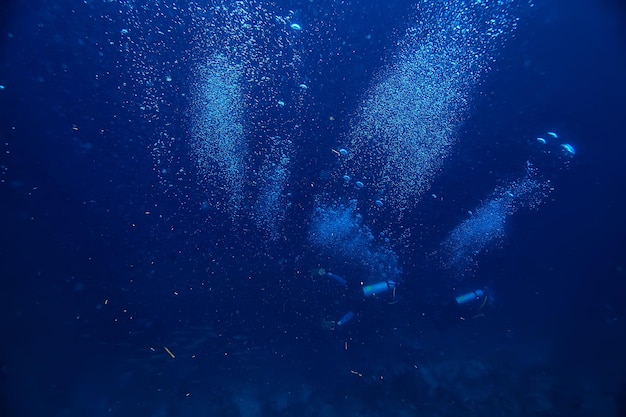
[{"left": 1, "top": 0, "right": 626, "bottom": 416}]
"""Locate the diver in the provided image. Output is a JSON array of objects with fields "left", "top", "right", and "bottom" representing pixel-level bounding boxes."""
[
  {"left": 453, "top": 287, "right": 494, "bottom": 319},
  {"left": 312, "top": 268, "right": 398, "bottom": 328},
  {"left": 423, "top": 285, "right": 495, "bottom": 329}
]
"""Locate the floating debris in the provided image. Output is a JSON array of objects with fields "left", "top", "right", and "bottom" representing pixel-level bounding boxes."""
[{"left": 164, "top": 346, "right": 176, "bottom": 359}]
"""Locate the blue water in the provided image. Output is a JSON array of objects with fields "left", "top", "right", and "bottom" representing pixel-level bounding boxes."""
[{"left": 1, "top": 0, "right": 626, "bottom": 416}]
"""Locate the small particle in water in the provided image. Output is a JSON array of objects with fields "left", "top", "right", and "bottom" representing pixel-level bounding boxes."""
[
  {"left": 342, "top": 175, "right": 351, "bottom": 183},
  {"left": 374, "top": 199, "right": 383, "bottom": 207},
  {"left": 338, "top": 148, "right": 348, "bottom": 156},
  {"left": 299, "top": 83, "right": 308, "bottom": 89},
  {"left": 120, "top": 28, "right": 129, "bottom": 35},
  {"left": 431, "top": 193, "right": 437, "bottom": 199},
  {"left": 164, "top": 346, "right": 176, "bottom": 359},
  {"left": 165, "top": 75, "right": 172, "bottom": 82},
  {"left": 355, "top": 181, "right": 364, "bottom": 189},
  {"left": 277, "top": 100, "right": 285, "bottom": 106},
  {"left": 536, "top": 137, "right": 546, "bottom": 144},
  {"left": 561, "top": 143, "right": 576, "bottom": 155},
  {"left": 290, "top": 23, "right": 302, "bottom": 31},
  {"left": 0, "top": 85, "right": 4, "bottom": 90},
  {"left": 547, "top": 131, "right": 559, "bottom": 139}
]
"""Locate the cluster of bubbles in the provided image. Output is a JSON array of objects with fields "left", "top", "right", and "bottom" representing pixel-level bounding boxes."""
[
  {"left": 309, "top": 200, "right": 400, "bottom": 281},
  {"left": 336, "top": 0, "right": 526, "bottom": 216},
  {"left": 190, "top": 54, "right": 246, "bottom": 214},
  {"left": 116, "top": 0, "right": 307, "bottom": 237},
  {"left": 252, "top": 136, "right": 293, "bottom": 240},
  {"left": 305, "top": 0, "right": 534, "bottom": 277},
  {"left": 115, "top": 0, "right": 571, "bottom": 286},
  {"left": 441, "top": 162, "right": 552, "bottom": 278}
]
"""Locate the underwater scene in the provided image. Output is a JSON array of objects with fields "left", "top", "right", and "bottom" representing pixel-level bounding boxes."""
[{"left": 1, "top": 0, "right": 626, "bottom": 415}]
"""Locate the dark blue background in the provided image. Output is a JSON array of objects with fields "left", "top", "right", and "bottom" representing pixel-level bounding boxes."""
[{"left": 1, "top": 0, "right": 625, "bottom": 415}]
